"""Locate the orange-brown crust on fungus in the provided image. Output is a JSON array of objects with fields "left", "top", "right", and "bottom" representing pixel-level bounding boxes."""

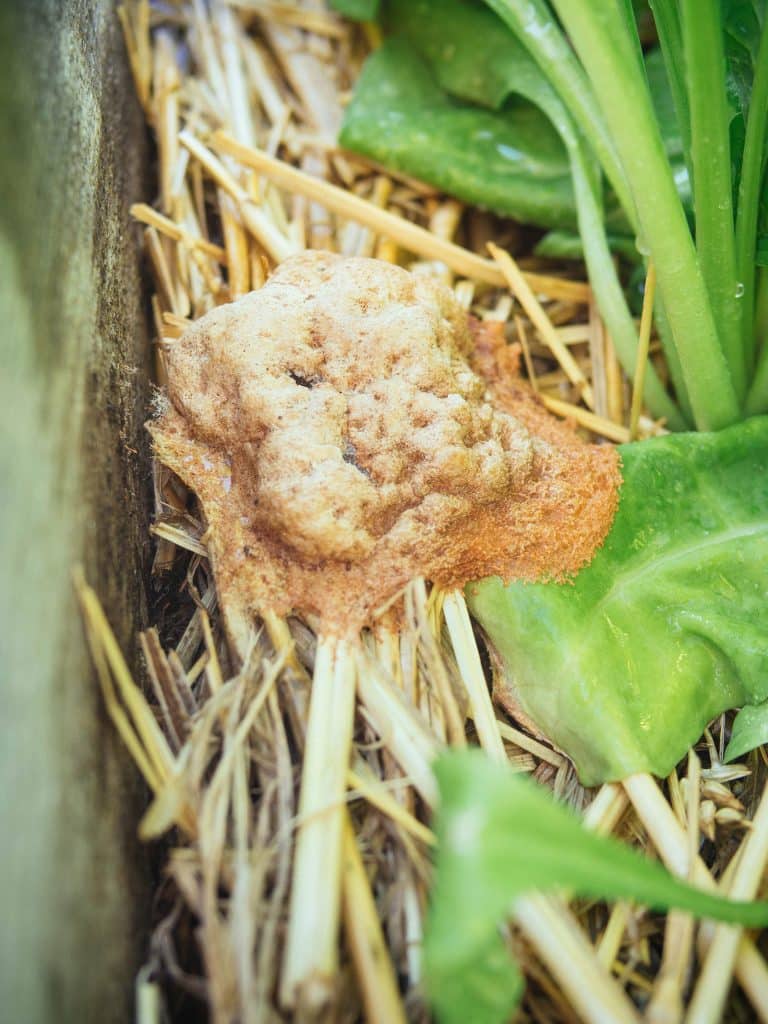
[
  {"left": 465, "top": 316, "right": 621, "bottom": 585},
  {"left": 150, "top": 251, "right": 621, "bottom": 639}
]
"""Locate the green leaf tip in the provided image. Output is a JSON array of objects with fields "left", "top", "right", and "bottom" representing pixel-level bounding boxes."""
[
  {"left": 468, "top": 417, "right": 768, "bottom": 785},
  {"left": 725, "top": 699, "right": 768, "bottom": 762},
  {"left": 425, "top": 749, "right": 768, "bottom": 1024}
]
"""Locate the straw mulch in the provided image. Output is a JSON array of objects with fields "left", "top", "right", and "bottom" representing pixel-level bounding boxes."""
[{"left": 78, "top": 3, "right": 768, "bottom": 1022}]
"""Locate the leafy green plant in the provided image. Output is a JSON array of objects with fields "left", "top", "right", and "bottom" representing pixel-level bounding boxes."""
[{"left": 425, "top": 751, "right": 768, "bottom": 1024}]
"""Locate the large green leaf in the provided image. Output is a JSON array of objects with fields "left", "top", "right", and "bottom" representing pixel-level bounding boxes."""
[
  {"left": 467, "top": 417, "right": 768, "bottom": 785},
  {"left": 339, "top": 39, "right": 577, "bottom": 230},
  {"left": 425, "top": 750, "right": 768, "bottom": 1024}
]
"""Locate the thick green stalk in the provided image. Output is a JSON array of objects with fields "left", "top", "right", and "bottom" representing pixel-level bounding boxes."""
[
  {"left": 735, "top": 11, "right": 768, "bottom": 373},
  {"left": 483, "top": 0, "right": 637, "bottom": 232},
  {"left": 549, "top": 0, "right": 740, "bottom": 431},
  {"left": 648, "top": 0, "right": 692, "bottom": 187},
  {"left": 681, "top": 0, "right": 744, "bottom": 401}
]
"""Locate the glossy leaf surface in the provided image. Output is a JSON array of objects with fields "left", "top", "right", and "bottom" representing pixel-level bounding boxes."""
[{"left": 340, "top": 38, "right": 577, "bottom": 229}]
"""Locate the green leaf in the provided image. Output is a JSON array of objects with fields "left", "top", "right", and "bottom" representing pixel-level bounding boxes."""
[
  {"left": 467, "top": 417, "right": 768, "bottom": 785},
  {"left": 329, "top": 0, "right": 380, "bottom": 19},
  {"left": 425, "top": 750, "right": 768, "bottom": 1024},
  {"left": 725, "top": 700, "right": 768, "bottom": 760},
  {"left": 339, "top": 39, "right": 578, "bottom": 230},
  {"left": 379, "top": 0, "right": 628, "bottom": 233}
]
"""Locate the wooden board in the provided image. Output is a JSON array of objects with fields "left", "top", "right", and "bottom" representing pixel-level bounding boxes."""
[{"left": 0, "top": 3, "right": 151, "bottom": 1021}]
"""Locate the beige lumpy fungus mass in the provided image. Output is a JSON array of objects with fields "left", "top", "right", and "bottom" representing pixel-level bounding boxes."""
[{"left": 151, "top": 251, "right": 620, "bottom": 637}]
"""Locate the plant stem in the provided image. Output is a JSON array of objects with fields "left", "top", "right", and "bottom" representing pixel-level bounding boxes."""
[
  {"left": 582, "top": 783, "right": 628, "bottom": 836},
  {"left": 212, "top": 131, "right": 587, "bottom": 299},
  {"left": 756, "top": 267, "right": 768, "bottom": 349},
  {"left": 442, "top": 590, "right": 506, "bottom": 763},
  {"left": 483, "top": 0, "right": 636, "bottom": 231},
  {"left": 681, "top": 0, "right": 744, "bottom": 401},
  {"left": 549, "top": 0, "right": 740, "bottom": 430},
  {"left": 355, "top": 646, "right": 440, "bottom": 807},
  {"left": 735, "top": 10, "right": 768, "bottom": 372},
  {"left": 489, "top": 242, "right": 596, "bottom": 410},
  {"left": 514, "top": 895, "right": 642, "bottom": 1024},
  {"left": 746, "top": 345, "right": 768, "bottom": 415}
]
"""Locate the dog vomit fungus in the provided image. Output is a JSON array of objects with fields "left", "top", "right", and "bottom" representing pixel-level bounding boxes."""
[{"left": 150, "top": 251, "right": 620, "bottom": 638}]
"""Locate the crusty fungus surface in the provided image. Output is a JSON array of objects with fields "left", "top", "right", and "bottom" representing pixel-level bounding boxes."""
[{"left": 151, "top": 251, "right": 620, "bottom": 638}]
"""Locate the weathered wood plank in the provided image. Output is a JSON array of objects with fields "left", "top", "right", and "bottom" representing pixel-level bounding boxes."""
[{"left": 0, "top": 3, "right": 152, "bottom": 1021}]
